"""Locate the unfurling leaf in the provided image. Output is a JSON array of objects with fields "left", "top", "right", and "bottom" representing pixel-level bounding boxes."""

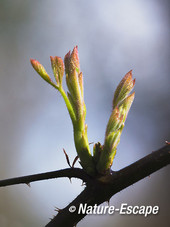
[
  {"left": 30, "top": 59, "right": 52, "bottom": 84},
  {"left": 96, "top": 71, "right": 135, "bottom": 174},
  {"left": 113, "top": 70, "right": 135, "bottom": 108},
  {"left": 50, "top": 56, "right": 64, "bottom": 86}
]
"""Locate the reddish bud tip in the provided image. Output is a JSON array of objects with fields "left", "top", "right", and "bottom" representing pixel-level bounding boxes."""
[
  {"left": 71, "top": 46, "right": 80, "bottom": 70},
  {"left": 113, "top": 70, "right": 135, "bottom": 108},
  {"left": 64, "top": 46, "right": 80, "bottom": 75},
  {"left": 30, "top": 58, "right": 51, "bottom": 83},
  {"left": 50, "top": 56, "right": 64, "bottom": 85},
  {"left": 30, "top": 59, "right": 39, "bottom": 67}
]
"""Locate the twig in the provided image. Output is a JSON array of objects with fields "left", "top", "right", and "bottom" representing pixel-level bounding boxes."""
[
  {"left": 46, "top": 144, "right": 170, "bottom": 227},
  {"left": 0, "top": 168, "right": 90, "bottom": 187},
  {"left": 0, "top": 145, "right": 169, "bottom": 227}
]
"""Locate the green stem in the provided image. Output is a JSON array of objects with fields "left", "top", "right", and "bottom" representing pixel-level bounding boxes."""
[
  {"left": 51, "top": 83, "right": 96, "bottom": 175},
  {"left": 52, "top": 84, "right": 76, "bottom": 124},
  {"left": 73, "top": 130, "right": 96, "bottom": 176}
]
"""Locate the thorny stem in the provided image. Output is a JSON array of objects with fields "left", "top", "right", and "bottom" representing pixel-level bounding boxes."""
[
  {"left": 0, "top": 144, "right": 170, "bottom": 227},
  {"left": 46, "top": 144, "right": 170, "bottom": 227},
  {"left": 0, "top": 168, "right": 90, "bottom": 188}
]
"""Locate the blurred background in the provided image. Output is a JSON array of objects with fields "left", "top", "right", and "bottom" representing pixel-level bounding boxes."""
[{"left": 0, "top": 0, "right": 169, "bottom": 226}]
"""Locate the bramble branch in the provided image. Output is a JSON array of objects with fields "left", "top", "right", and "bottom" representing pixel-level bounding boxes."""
[
  {"left": 0, "top": 145, "right": 169, "bottom": 227},
  {"left": 0, "top": 168, "right": 90, "bottom": 188},
  {"left": 46, "top": 144, "right": 170, "bottom": 227}
]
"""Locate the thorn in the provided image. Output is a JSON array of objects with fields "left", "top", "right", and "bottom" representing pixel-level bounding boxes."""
[
  {"left": 106, "top": 199, "right": 110, "bottom": 206},
  {"left": 54, "top": 206, "right": 62, "bottom": 213},
  {"left": 72, "top": 156, "right": 79, "bottom": 168},
  {"left": 63, "top": 149, "right": 71, "bottom": 168},
  {"left": 49, "top": 215, "right": 55, "bottom": 220},
  {"left": 26, "top": 182, "right": 31, "bottom": 188},
  {"left": 165, "top": 141, "right": 170, "bottom": 145},
  {"left": 81, "top": 181, "right": 86, "bottom": 186},
  {"left": 68, "top": 177, "right": 72, "bottom": 184}
]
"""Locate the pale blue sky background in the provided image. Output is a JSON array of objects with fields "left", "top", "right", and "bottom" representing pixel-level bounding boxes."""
[{"left": 0, "top": 0, "right": 169, "bottom": 226}]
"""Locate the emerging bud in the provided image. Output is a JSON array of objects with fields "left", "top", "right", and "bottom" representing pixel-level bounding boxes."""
[
  {"left": 113, "top": 70, "right": 135, "bottom": 108},
  {"left": 64, "top": 47, "right": 95, "bottom": 175},
  {"left": 118, "top": 92, "right": 135, "bottom": 122},
  {"left": 105, "top": 107, "right": 123, "bottom": 136},
  {"left": 64, "top": 47, "right": 84, "bottom": 123},
  {"left": 64, "top": 46, "right": 80, "bottom": 75},
  {"left": 96, "top": 71, "right": 135, "bottom": 174},
  {"left": 50, "top": 56, "right": 64, "bottom": 86},
  {"left": 66, "top": 69, "right": 81, "bottom": 102},
  {"left": 30, "top": 59, "right": 52, "bottom": 84}
]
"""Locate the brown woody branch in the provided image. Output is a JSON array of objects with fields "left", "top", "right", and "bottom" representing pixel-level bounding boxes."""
[
  {"left": 46, "top": 144, "right": 170, "bottom": 227},
  {"left": 0, "top": 145, "right": 169, "bottom": 227},
  {"left": 0, "top": 168, "right": 90, "bottom": 187}
]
